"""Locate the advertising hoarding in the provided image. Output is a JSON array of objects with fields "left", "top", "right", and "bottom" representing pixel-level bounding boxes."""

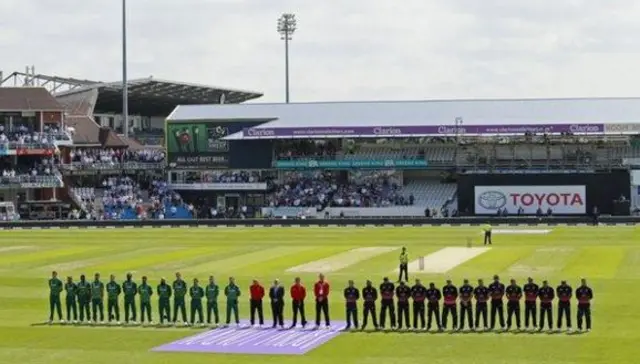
[{"left": 474, "top": 185, "right": 587, "bottom": 214}]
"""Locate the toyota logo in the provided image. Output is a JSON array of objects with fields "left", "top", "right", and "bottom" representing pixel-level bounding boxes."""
[{"left": 478, "top": 190, "right": 507, "bottom": 210}]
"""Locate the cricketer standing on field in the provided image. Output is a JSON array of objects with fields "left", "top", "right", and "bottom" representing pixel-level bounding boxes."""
[
  {"left": 379, "top": 277, "right": 396, "bottom": 329},
  {"left": 505, "top": 279, "right": 523, "bottom": 330},
  {"left": 410, "top": 279, "right": 427, "bottom": 330},
  {"left": 139, "top": 276, "right": 153, "bottom": 324},
  {"left": 538, "top": 280, "right": 555, "bottom": 332},
  {"left": 442, "top": 279, "right": 458, "bottom": 330},
  {"left": 190, "top": 278, "right": 204, "bottom": 325},
  {"left": 458, "top": 279, "right": 474, "bottom": 331},
  {"left": 91, "top": 273, "right": 105, "bottom": 323},
  {"left": 576, "top": 278, "right": 593, "bottom": 332},
  {"left": 122, "top": 273, "right": 138, "bottom": 324},
  {"left": 398, "top": 247, "right": 409, "bottom": 283},
  {"left": 344, "top": 280, "right": 360, "bottom": 330},
  {"left": 488, "top": 275, "right": 506, "bottom": 330},
  {"left": 314, "top": 273, "right": 331, "bottom": 328},
  {"left": 395, "top": 280, "right": 411, "bottom": 329},
  {"left": 523, "top": 277, "right": 539, "bottom": 330},
  {"left": 76, "top": 274, "right": 91, "bottom": 323},
  {"left": 48, "top": 271, "right": 63, "bottom": 323},
  {"left": 172, "top": 272, "right": 188, "bottom": 324},
  {"left": 64, "top": 276, "right": 78, "bottom": 323},
  {"left": 361, "top": 280, "right": 379, "bottom": 330},
  {"left": 483, "top": 224, "right": 492, "bottom": 245},
  {"left": 225, "top": 277, "right": 241, "bottom": 326},
  {"left": 425, "top": 282, "right": 442, "bottom": 331},
  {"left": 205, "top": 276, "right": 219, "bottom": 325},
  {"left": 157, "top": 278, "right": 172, "bottom": 325},
  {"left": 556, "top": 280, "right": 573, "bottom": 331},
  {"left": 474, "top": 279, "right": 489, "bottom": 330},
  {"left": 249, "top": 279, "right": 265, "bottom": 326},
  {"left": 106, "top": 274, "right": 121, "bottom": 324}
]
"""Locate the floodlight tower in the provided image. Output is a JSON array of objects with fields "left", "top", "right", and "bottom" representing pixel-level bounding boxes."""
[
  {"left": 122, "top": 0, "right": 129, "bottom": 138},
  {"left": 277, "top": 13, "right": 297, "bottom": 103}
]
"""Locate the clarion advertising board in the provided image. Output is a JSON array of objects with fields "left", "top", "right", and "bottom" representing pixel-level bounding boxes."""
[{"left": 474, "top": 185, "right": 587, "bottom": 215}]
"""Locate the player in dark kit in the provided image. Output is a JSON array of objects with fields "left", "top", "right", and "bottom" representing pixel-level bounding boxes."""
[
  {"left": 395, "top": 280, "right": 411, "bottom": 330},
  {"left": 576, "top": 278, "right": 593, "bottom": 332},
  {"left": 205, "top": 276, "right": 219, "bottom": 326},
  {"left": 189, "top": 278, "right": 204, "bottom": 326},
  {"left": 122, "top": 273, "right": 138, "bottom": 324},
  {"left": 488, "top": 275, "right": 505, "bottom": 330},
  {"left": 361, "top": 280, "right": 379, "bottom": 330},
  {"left": 442, "top": 279, "right": 458, "bottom": 330},
  {"left": 344, "top": 280, "right": 360, "bottom": 330},
  {"left": 48, "top": 271, "right": 63, "bottom": 324},
  {"left": 556, "top": 280, "right": 573, "bottom": 331},
  {"left": 172, "top": 272, "right": 188, "bottom": 325},
  {"left": 269, "top": 279, "right": 285, "bottom": 329},
  {"left": 474, "top": 279, "right": 489, "bottom": 330},
  {"left": 379, "top": 277, "right": 396, "bottom": 329},
  {"left": 290, "top": 277, "right": 308, "bottom": 328},
  {"left": 76, "top": 274, "right": 91, "bottom": 323},
  {"left": 139, "top": 276, "right": 153, "bottom": 325},
  {"left": 157, "top": 278, "right": 172, "bottom": 325},
  {"left": 106, "top": 274, "right": 121, "bottom": 324},
  {"left": 458, "top": 279, "right": 474, "bottom": 331},
  {"left": 505, "top": 279, "right": 522, "bottom": 331},
  {"left": 64, "top": 276, "right": 78, "bottom": 323},
  {"left": 425, "top": 282, "right": 442, "bottom": 331},
  {"left": 538, "top": 280, "right": 555, "bottom": 332},
  {"left": 523, "top": 277, "right": 539, "bottom": 330},
  {"left": 411, "top": 279, "right": 427, "bottom": 330},
  {"left": 90, "top": 273, "right": 105, "bottom": 324}
]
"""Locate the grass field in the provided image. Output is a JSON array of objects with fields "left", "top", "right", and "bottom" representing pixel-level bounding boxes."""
[{"left": 0, "top": 225, "right": 638, "bottom": 364}]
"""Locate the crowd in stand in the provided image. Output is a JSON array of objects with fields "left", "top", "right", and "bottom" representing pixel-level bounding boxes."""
[
  {"left": 69, "top": 148, "right": 165, "bottom": 166},
  {"left": 266, "top": 171, "right": 412, "bottom": 208},
  {"left": 0, "top": 124, "right": 71, "bottom": 146}
]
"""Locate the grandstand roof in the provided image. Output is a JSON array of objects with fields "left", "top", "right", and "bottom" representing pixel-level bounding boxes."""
[
  {"left": 0, "top": 87, "right": 64, "bottom": 111},
  {"left": 55, "top": 77, "right": 263, "bottom": 116},
  {"left": 167, "top": 98, "right": 640, "bottom": 139}
]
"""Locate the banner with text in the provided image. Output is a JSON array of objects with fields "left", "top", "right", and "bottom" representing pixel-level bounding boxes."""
[
  {"left": 275, "top": 159, "right": 428, "bottom": 169},
  {"left": 604, "top": 123, "right": 640, "bottom": 134},
  {"left": 244, "top": 123, "right": 604, "bottom": 138},
  {"left": 474, "top": 185, "right": 587, "bottom": 215},
  {"left": 169, "top": 183, "right": 267, "bottom": 190}
]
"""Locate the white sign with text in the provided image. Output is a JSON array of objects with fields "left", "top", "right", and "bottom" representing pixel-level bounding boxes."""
[{"left": 475, "top": 185, "right": 586, "bottom": 214}]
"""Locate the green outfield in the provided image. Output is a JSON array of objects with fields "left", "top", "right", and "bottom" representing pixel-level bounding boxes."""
[{"left": 0, "top": 225, "right": 638, "bottom": 363}]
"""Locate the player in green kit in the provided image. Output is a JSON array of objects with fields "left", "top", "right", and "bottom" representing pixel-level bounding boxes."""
[
  {"left": 106, "top": 274, "right": 121, "bottom": 324},
  {"left": 206, "top": 276, "right": 220, "bottom": 326},
  {"left": 122, "top": 272, "right": 138, "bottom": 324},
  {"left": 172, "top": 272, "right": 188, "bottom": 326},
  {"left": 91, "top": 273, "right": 105, "bottom": 324},
  {"left": 76, "top": 274, "right": 91, "bottom": 323},
  {"left": 190, "top": 278, "right": 205, "bottom": 326},
  {"left": 224, "top": 277, "right": 241, "bottom": 327},
  {"left": 157, "top": 278, "right": 172, "bottom": 326},
  {"left": 64, "top": 276, "right": 78, "bottom": 324},
  {"left": 139, "top": 276, "right": 153, "bottom": 325},
  {"left": 48, "top": 271, "right": 63, "bottom": 324}
]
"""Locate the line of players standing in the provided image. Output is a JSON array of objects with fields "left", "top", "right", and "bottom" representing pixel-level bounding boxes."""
[{"left": 347, "top": 275, "right": 594, "bottom": 332}]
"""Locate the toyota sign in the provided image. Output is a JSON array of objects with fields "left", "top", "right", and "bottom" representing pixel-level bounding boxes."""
[{"left": 474, "top": 185, "right": 586, "bottom": 214}]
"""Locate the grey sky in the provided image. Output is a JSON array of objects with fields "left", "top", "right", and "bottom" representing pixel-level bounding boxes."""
[{"left": 2, "top": 0, "right": 640, "bottom": 102}]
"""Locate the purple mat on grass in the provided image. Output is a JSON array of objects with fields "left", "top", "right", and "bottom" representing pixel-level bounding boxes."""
[{"left": 151, "top": 320, "right": 347, "bottom": 355}]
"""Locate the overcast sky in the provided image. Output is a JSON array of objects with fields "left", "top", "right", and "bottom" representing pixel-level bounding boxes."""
[{"left": 2, "top": 0, "right": 640, "bottom": 102}]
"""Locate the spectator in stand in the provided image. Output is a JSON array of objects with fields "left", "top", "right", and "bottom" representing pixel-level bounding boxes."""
[{"left": 69, "top": 148, "right": 165, "bottom": 167}]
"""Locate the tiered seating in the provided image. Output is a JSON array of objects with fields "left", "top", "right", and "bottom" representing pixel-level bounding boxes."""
[
  {"left": 401, "top": 180, "right": 457, "bottom": 210},
  {"left": 70, "top": 187, "right": 95, "bottom": 211},
  {"left": 342, "top": 146, "right": 422, "bottom": 160},
  {"left": 423, "top": 146, "right": 455, "bottom": 163}
]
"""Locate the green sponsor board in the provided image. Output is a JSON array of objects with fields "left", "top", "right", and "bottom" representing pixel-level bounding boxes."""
[
  {"left": 274, "top": 159, "right": 428, "bottom": 169},
  {"left": 166, "top": 122, "right": 230, "bottom": 169}
]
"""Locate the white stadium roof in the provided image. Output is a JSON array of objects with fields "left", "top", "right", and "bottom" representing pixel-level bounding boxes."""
[{"left": 167, "top": 97, "right": 640, "bottom": 139}]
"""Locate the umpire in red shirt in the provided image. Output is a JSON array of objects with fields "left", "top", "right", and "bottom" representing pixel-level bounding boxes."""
[
  {"left": 314, "top": 273, "right": 330, "bottom": 328},
  {"left": 249, "top": 280, "right": 265, "bottom": 327},
  {"left": 290, "top": 277, "right": 307, "bottom": 328}
]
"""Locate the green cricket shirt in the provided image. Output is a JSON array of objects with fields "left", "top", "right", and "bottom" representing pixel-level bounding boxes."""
[{"left": 49, "top": 277, "right": 63, "bottom": 296}]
